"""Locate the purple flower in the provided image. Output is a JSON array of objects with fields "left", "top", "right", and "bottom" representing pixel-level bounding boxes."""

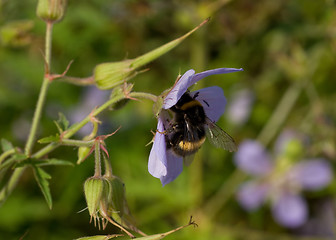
[
  {"left": 235, "top": 139, "right": 332, "bottom": 228},
  {"left": 227, "top": 89, "right": 254, "bottom": 125},
  {"left": 148, "top": 68, "right": 243, "bottom": 185}
]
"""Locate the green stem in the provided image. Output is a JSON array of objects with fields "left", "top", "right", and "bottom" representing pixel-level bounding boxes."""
[
  {"left": 0, "top": 22, "right": 54, "bottom": 205},
  {"left": 0, "top": 148, "right": 16, "bottom": 164},
  {"left": 94, "top": 141, "right": 101, "bottom": 177},
  {"left": 0, "top": 166, "right": 27, "bottom": 204},
  {"left": 59, "top": 138, "right": 94, "bottom": 147},
  {"left": 257, "top": 82, "right": 303, "bottom": 146},
  {"left": 257, "top": 55, "right": 319, "bottom": 146},
  {"left": 0, "top": 89, "right": 156, "bottom": 203},
  {"left": 0, "top": 155, "right": 17, "bottom": 171},
  {"left": 60, "top": 76, "right": 95, "bottom": 86},
  {"left": 103, "top": 154, "right": 113, "bottom": 178},
  {"left": 32, "top": 93, "right": 125, "bottom": 159},
  {"left": 25, "top": 21, "right": 53, "bottom": 156},
  {"left": 202, "top": 169, "right": 246, "bottom": 219},
  {"left": 130, "top": 92, "right": 158, "bottom": 102},
  {"left": 32, "top": 142, "right": 59, "bottom": 159},
  {"left": 64, "top": 93, "right": 125, "bottom": 139}
]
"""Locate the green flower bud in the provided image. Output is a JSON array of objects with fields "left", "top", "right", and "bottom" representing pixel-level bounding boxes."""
[
  {"left": 94, "top": 60, "right": 135, "bottom": 90},
  {"left": 83, "top": 177, "right": 110, "bottom": 218},
  {"left": 77, "top": 146, "right": 91, "bottom": 164},
  {"left": 36, "top": 0, "right": 67, "bottom": 23},
  {"left": 108, "top": 176, "right": 126, "bottom": 217}
]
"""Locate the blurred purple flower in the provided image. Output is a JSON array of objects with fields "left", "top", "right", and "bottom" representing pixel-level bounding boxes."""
[
  {"left": 148, "top": 68, "right": 243, "bottom": 186},
  {"left": 234, "top": 140, "right": 273, "bottom": 175},
  {"left": 235, "top": 139, "right": 333, "bottom": 228},
  {"left": 227, "top": 89, "right": 254, "bottom": 125},
  {"left": 274, "top": 129, "right": 298, "bottom": 155}
]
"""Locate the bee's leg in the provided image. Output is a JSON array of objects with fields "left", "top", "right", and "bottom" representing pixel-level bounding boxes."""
[
  {"left": 192, "top": 91, "right": 210, "bottom": 107},
  {"left": 164, "top": 123, "right": 180, "bottom": 134},
  {"left": 156, "top": 129, "right": 167, "bottom": 134}
]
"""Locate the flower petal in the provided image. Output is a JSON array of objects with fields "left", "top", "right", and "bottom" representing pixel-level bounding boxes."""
[
  {"left": 189, "top": 68, "right": 244, "bottom": 87},
  {"left": 234, "top": 140, "right": 273, "bottom": 176},
  {"left": 163, "top": 69, "right": 195, "bottom": 109},
  {"left": 191, "top": 86, "right": 226, "bottom": 122},
  {"left": 148, "top": 118, "right": 167, "bottom": 178},
  {"left": 227, "top": 89, "right": 254, "bottom": 125},
  {"left": 160, "top": 151, "right": 183, "bottom": 186},
  {"left": 148, "top": 115, "right": 184, "bottom": 185},
  {"left": 237, "top": 181, "right": 268, "bottom": 211},
  {"left": 293, "top": 159, "right": 332, "bottom": 190},
  {"left": 163, "top": 68, "right": 243, "bottom": 109},
  {"left": 272, "top": 194, "right": 308, "bottom": 228}
]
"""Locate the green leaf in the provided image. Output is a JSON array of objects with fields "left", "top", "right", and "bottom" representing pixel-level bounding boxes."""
[
  {"left": 12, "top": 157, "right": 32, "bottom": 168},
  {"left": 35, "top": 158, "right": 74, "bottom": 167},
  {"left": 1, "top": 139, "right": 14, "bottom": 152},
  {"left": 32, "top": 165, "right": 52, "bottom": 209},
  {"left": 55, "top": 112, "right": 69, "bottom": 132},
  {"left": 38, "top": 135, "right": 60, "bottom": 144},
  {"left": 75, "top": 235, "right": 122, "bottom": 240},
  {"left": 0, "top": 156, "right": 16, "bottom": 171},
  {"left": 12, "top": 153, "right": 28, "bottom": 161}
]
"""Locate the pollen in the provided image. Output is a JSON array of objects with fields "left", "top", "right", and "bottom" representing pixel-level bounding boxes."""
[{"left": 178, "top": 137, "right": 206, "bottom": 152}]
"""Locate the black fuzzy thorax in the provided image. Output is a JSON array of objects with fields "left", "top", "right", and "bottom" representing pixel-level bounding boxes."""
[{"left": 166, "top": 92, "right": 207, "bottom": 156}]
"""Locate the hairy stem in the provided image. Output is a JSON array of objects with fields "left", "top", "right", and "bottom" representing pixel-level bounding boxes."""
[
  {"left": 130, "top": 92, "right": 158, "bottom": 102},
  {"left": 59, "top": 138, "right": 94, "bottom": 147},
  {"left": 25, "top": 21, "right": 53, "bottom": 156},
  {"left": 94, "top": 141, "right": 101, "bottom": 177},
  {"left": 0, "top": 22, "right": 54, "bottom": 205},
  {"left": 0, "top": 89, "right": 156, "bottom": 204},
  {"left": 34, "top": 90, "right": 156, "bottom": 158}
]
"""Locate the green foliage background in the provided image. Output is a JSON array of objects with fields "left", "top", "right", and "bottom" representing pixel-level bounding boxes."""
[{"left": 0, "top": 0, "right": 335, "bottom": 239}]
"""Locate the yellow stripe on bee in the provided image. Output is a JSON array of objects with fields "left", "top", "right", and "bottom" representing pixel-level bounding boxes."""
[
  {"left": 180, "top": 100, "right": 202, "bottom": 111},
  {"left": 178, "top": 137, "right": 206, "bottom": 151}
]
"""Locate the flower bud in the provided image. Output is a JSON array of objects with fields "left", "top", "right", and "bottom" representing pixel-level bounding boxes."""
[
  {"left": 83, "top": 177, "right": 110, "bottom": 218},
  {"left": 108, "top": 176, "right": 126, "bottom": 216},
  {"left": 36, "top": 0, "right": 67, "bottom": 23},
  {"left": 77, "top": 146, "right": 91, "bottom": 164},
  {"left": 94, "top": 60, "right": 134, "bottom": 90},
  {"left": 106, "top": 176, "right": 139, "bottom": 232}
]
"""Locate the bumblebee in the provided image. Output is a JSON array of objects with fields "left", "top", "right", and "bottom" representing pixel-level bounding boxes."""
[{"left": 165, "top": 91, "right": 237, "bottom": 163}]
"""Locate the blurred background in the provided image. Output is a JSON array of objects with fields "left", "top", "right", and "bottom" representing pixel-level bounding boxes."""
[{"left": 0, "top": 0, "right": 335, "bottom": 239}]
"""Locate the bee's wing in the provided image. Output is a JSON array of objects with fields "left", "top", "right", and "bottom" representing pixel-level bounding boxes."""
[
  {"left": 205, "top": 118, "right": 237, "bottom": 152},
  {"left": 183, "top": 154, "right": 196, "bottom": 166}
]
